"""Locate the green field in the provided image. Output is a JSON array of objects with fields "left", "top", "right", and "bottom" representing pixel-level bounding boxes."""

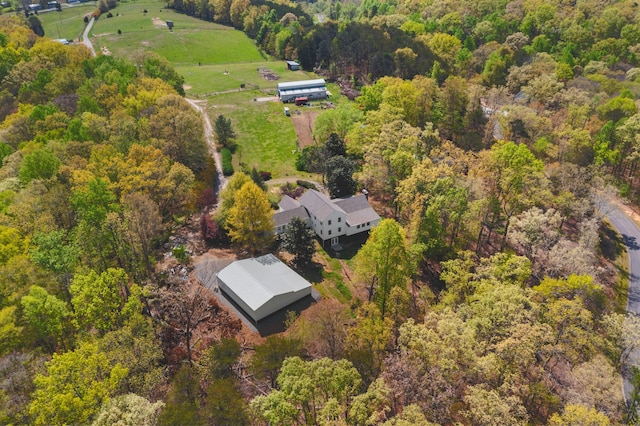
[
  {"left": 179, "top": 63, "right": 316, "bottom": 96},
  {"left": 38, "top": 3, "right": 97, "bottom": 41},
  {"left": 88, "top": 0, "right": 263, "bottom": 65},
  {"left": 205, "top": 90, "right": 301, "bottom": 178}
]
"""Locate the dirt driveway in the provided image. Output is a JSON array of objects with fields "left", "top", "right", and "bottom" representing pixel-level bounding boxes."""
[{"left": 290, "top": 109, "right": 320, "bottom": 149}]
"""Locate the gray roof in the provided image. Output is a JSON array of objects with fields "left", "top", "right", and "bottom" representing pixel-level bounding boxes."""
[
  {"left": 334, "top": 195, "right": 380, "bottom": 226},
  {"left": 217, "top": 254, "right": 311, "bottom": 311},
  {"left": 277, "top": 79, "right": 326, "bottom": 90},
  {"left": 273, "top": 206, "right": 309, "bottom": 228},
  {"left": 279, "top": 195, "right": 300, "bottom": 211},
  {"left": 299, "top": 190, "right": 340, "bottom": 221}
]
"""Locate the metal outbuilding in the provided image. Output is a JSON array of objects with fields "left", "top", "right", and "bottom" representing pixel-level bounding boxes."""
[
  {"left": 277, "top": 79, "right": 328, "bottom": 103},
  {"left": 216, "top": 254, "right": 312, "bottom": 322},
  {"left": 285, "top": 60, "right": 300, "bottom": 71}
]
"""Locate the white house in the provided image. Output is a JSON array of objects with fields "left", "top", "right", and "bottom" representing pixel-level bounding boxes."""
[
  {"left": 275, "top": 189, "right": 380, "bottom": 246},
  {"left": 273, "top": 195, "right": 311, "bottom": 235},
  {"left": 216, "top": 254, "right": 312, "bottom": 322}
]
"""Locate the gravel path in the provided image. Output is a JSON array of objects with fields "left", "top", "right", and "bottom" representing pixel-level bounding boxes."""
[
  {"left": 82, "top": 17, "right": 96, "bottom": 57},
  {"left": 185, "top": 98, "right": 227, "bottom": 192}
]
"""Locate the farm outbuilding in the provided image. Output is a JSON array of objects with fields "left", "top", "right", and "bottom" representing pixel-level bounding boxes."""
[
  {"left": 277, "top": 79, "right": 328, "bottom": 103},
  {"left": 216, "top": 254, "right": 312, "bottom": 322},
  {"left": 285, "top": 60, "right": 300, "bottom": 71}
]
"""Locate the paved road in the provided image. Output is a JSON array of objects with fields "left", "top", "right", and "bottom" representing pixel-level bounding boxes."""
[
  {"left": 82, "top": 16, "right": 96, "bottom": 57},
  {"left": 603, "top": 201, "right": 640, "bottom": 403}
]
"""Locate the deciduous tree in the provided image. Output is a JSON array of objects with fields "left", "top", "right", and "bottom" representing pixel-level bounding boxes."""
[
  {"left": 226, "top": 181, "right": 274, "bottom": 254},
  {"left": 92, "top": 393, "right": 164, "bottom": 426},
  {"left": 355, "top": 219, "right": 412, "bottom": 316},
  {"left": 20, "top": 285, "right": 70, "bottom": 352},
  {"left": 29, "top": 342, "right": 128, "bottom": 426}
]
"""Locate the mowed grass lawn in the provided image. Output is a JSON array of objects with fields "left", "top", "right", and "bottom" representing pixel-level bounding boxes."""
[
  {"left": 38, "top": 3, "right": 97, "bottom": 41},
  {"left": 206, "top": 91, "right": 303, "bottom": 179},
  {"left": 88, "top": 0, "right": 262, "bottom": 65},
  {"left": 180, "top": 64, "right": 317, "bottom": 95}
]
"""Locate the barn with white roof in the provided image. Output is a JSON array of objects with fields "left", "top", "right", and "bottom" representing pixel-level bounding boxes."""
[
  {"left": 277, "top": 79, "right": 328, "bottom": 103},
  {"left": 216, "top": 254, "right": 312, "bottom": 322}
]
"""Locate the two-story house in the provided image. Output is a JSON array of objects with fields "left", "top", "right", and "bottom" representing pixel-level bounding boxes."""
[{"left": 274, "top": 189, "right": 380, "bottom": 247}]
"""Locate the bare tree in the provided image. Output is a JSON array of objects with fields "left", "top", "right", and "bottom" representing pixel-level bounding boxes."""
[{"left": 150, "top": 279, "right": 241, "bottom": 365}]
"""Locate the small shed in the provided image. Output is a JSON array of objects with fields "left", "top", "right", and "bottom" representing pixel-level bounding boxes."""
[
  {"left": 217, "top": 254, "right": 312, "bottom": 322},
  {"left": 285, "top": 60, "right": 300, "bottom": 71}
]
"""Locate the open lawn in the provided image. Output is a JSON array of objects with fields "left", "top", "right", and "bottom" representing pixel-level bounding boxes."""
[
  {"left": 88, "top": 0, "right": 263, "bottom": 65},
  {"left": 179, "top": 63, "right": 316, "bottom": 96},
  {"left": 206, "top": 90, "right": 302, "bottom": 178},
  {"left": 38, "top": 3, "right": 97, "bottom": 41}
]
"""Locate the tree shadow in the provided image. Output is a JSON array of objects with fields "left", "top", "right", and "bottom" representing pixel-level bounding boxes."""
[
  {"left": 294, "top": 261, "right": 324, "bottom": 284},
  {"left": 623, "top": 235, "right": 640, "bottom": 251},
  {"left": 323, "top": 237, "right": 366, "bottom": 260},
  {"left": 600, "top": 221, "right": 626, "bottom": 260}
]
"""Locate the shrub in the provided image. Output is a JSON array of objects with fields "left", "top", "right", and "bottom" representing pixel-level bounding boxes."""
[
  {"left": 221, "top": 148, "right": 234, "bottom": 176},
  {"left": 200, "top": 214, "right": 227, "bottom": 245},
  {"left": 296, "top": 180, "right": 315, "bottom": 190},
  {"left": 197, "top": 187, "right": 217, "bottom": 210},
  {"left": 280, "top": 183, "right": 304, "bottom": 199},
  {"left": 172, "top": 245, "right": 190, "bottom": 264},
  {"left": 259, "top": 171, "right": 272, "bottom": 181}
]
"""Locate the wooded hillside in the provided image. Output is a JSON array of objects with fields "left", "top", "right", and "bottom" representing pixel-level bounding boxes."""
[{"left": 2, "top": 0, "right": 640, "bottom": 423}]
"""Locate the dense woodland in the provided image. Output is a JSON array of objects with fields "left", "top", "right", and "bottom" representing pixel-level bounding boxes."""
[{"left": 3, "top": 0, "right": 640, "bottom": 424}]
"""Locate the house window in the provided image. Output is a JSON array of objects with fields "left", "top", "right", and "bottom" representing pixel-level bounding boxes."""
[
  {"left": 328, "top": 230, "right": 332, "bottom": 235},
  {"left": 338, "top": 227, "right": 341, "bottom": 232},
  {"left": 367, "top": 222, "right": 370, "bottom": 226},
  {"left": 338, "top": 217, "right": 341, "bottom": 222},
  {"left": 357, "top": 224, "right": 360, "bottom": 229},
  {"left": 328, "top": 220, "right": 332, "bottom": 225}
]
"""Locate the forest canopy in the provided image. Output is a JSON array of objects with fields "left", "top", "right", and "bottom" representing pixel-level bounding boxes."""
[{"left": 2, "top": 0, "right": 640, "bottom": 422}]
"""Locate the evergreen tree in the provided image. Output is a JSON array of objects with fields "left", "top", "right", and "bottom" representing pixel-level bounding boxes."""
[
  {"left": 281, "top": 217, "right": 316, "bottom": 266},
  {"left": 214, "top": 115, "right": 236, "bottom": 151},
  {"left": 326, "top": 155, "right": 357, "bottom": 198}
]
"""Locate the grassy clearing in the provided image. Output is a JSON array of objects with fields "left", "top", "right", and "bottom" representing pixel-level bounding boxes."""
[
  {"left": 312, "top": 248, "right": 357, "bottom": 303},
  {"left": 206, "top": 90, "right": 300, "bottom": 177},
  {"left": 89, "top": 0, "right": 263, "bottom": 65},
  {"left": 180, "top": 64, "right": 316, "bottom": 96},
  {"left": 38, "top": 3, "right": 97, "bottom": 41}
]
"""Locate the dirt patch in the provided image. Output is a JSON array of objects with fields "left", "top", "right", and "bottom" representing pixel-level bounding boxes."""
[
  {"left": 152, "top": 17, "right": 165, "bottom": 27},
  {"left": 141, "top": 41, "right": 150, "bottom": 46},
  {"left": 290, "top": 110, "right": 320, "bottom": 148},
  {"left": 100, "top": 46, "right": 112, "bottom": 56},
  {"left": 183, "top": 84, "right": 192, "bottom": 90},
  {"left": 258, "top": 67, "right": 279, "bottom": 81}
]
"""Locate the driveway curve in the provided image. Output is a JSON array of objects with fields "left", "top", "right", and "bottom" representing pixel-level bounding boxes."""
[
  {"left": 602, "top": 200, "right": 640, "bottom": 403},
  {"left": 82, "top": 17, "right": 96, "bottom": 57}
]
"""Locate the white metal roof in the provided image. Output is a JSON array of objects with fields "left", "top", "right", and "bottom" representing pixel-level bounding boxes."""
[
  {"left": 277, "top": 79, "right": 326, "bottom": 90},
  {"left": 217, "top": 254, "right": 311, "bottom": 311}
]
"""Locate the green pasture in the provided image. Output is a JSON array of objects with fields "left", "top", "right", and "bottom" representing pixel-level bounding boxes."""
[
  {"left": 38, "top": 3, "right": 97, "bottom": 41},
  {"left": 205, "top": 90, "right": 302, "bottom": 178},
  {"left": 89, "top": 0, "right": 263, "bottom": 65},
  {"left": 179, "top": 63, "right": 315, "bottom": 96}
]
